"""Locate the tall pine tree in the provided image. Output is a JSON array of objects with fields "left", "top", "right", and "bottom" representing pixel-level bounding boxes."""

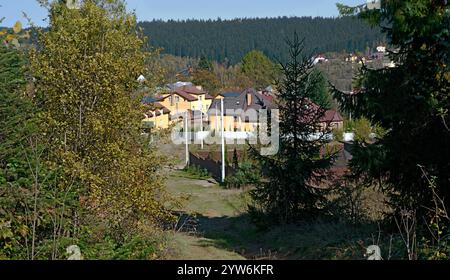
[
  {"left": 251, "top": 34, "right": 334, "bottom": 223},
  {"left": 0, "top": 45, "right": 41, "bottom": 259},
  {"left": 310, "top": 69, "right": 332, "bottom": 110},
  {"left": 0, "top": 46, "right": 31, "bottom": 177}
]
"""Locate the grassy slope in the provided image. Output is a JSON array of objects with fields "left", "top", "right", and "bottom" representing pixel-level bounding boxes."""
[
  {"left": 165, "top": 172, "right": 247, "bottom": 260},
  {"left": 165, "top": 170, "right": 388, "bottom": 260}
]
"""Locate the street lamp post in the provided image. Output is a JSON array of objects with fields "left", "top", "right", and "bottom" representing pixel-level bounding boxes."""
[{"left": 221, "top": 98, "right": 225, "bottom": 183}]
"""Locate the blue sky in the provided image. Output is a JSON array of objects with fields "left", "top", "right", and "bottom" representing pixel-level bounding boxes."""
[{"left": 0, "top": 0, "right": 363, "bottom": 27}]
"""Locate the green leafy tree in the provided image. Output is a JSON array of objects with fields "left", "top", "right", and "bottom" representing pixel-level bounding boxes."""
[
  {"left": 29, "top": 0, "right": 171, "bottom": 251},
  {"left": 213, "top": 63, "right": 253, "bottom": 90},
  {"left": 250, "top": 34, "right": 334, "bottom": 223},
  {"left": 241, "top": 50, "right": 278, "bottom": 89},
  {"left": 192, "top": 69, "right": 221, "bottom": 95},
  {"left": 191, "top": 55, "right": 221, "bottom": 94},
  {"left": 333, "top": 1, "right": 450, "bottom": 212}
]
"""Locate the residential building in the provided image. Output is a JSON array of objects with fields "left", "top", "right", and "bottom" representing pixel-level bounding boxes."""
[
  {"left": 142, "top": 83, "right": 214, "bottom": 129},
  {"left": 366, "top": 0, "right": 381, "bottom": 10},
  {"left": 312, "top": 54, "right": 328, "bottom": 65},
  {"left": 142, "top": 100, "right": 171, "bottom": 129},
  {"left": 321, "top": 108, "right": 344, "bottom": 130},
  {"left": 137, "top": 74, "right": 146, "bottom": 83},
  {"left": 208, "top": 88, "right": 276, "bottom": 133},
  {"left": 158, "top": 89, "right": 196, "bottom": 116},
  {"left": 209, "top": 88, "right": 343, "bottom": 134},
  {"left": 158, "top": 85, "right": 214, "bottom": 116}
]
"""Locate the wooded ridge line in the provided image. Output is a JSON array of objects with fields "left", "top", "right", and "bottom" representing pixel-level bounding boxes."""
[
  {"left": 3, "top": 16, "right": 384, "bottom": 64},
  {"left": 138, "top": 16, "right": 385, "bottom": 63}
]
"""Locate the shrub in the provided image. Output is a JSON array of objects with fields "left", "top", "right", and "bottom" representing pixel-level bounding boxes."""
[
  {"left": 224, "top": 162, "right": 261, "bottom": 189},
  {"left": 332, "top": 126, "right": 344, "bottom": 142},
  {"left": 183, "top": 165, "right": 211, "bottom": 180},
  {"left": 113, "top": 235, "right": 160, "bottom": 260}
]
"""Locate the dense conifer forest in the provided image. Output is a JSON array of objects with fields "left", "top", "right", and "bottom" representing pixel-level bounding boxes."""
[{"left": 138, "top": 16, "right": 385, "bottom": 64}]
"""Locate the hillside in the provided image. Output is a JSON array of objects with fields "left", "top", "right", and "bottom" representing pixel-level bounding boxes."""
[{"left": 139, "top": 16, "right": 385, "bottom": 64}]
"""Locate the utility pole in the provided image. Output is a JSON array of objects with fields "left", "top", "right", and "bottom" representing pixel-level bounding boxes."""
[
  {"left": 200, "top": 111, "right": 204, "bottom": 150},
  {"left": 215, "top": 103, "right": 219, "bottom": 132},
  {"left": 185, "top": 111, "right": 189, "bottom": 167},
  {"left": 221, "top": 98, "right": 225, "bottom": 183},
  {"left": 198, "top": 96, "right": 204, "bottom": 149}
]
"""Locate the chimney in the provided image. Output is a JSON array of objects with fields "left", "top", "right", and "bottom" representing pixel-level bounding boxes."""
[{"left": 246, "top": 93, "right": 252, "bottom": 106}]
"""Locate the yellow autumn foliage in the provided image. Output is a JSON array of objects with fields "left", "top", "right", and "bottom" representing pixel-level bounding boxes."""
[
  {"left": 12, "top": 21, "right": 22, "bottom": 34},
  {"left": 29, "top": 0, "right": 172, "bottom": 239}
]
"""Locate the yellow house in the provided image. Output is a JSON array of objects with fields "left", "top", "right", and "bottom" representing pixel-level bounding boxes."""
[
  {"left": 208, "top": 89, "right": 274, "bottom": 133},
  {"left": 142, "top": 84, "right": 214, "bottom": 130},
  {"left": 207, "top": 90, "right": 344, "bottom": 136},
  {"left": 158, "top": 85, "right": 213, "bottom": 116},
  {"left": 178, "top": 85, "right": 213, "bottom": 115},
  {"left": 158, "top": 91, "right": 194, "bottom": 116},
  {"left": 142, "top": 102, "right": 171, "bottom": 130}
]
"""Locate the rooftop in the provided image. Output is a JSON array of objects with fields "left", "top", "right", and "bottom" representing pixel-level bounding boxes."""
[{"left": 209, "top": 88, "right": 275, "bottom": 116}]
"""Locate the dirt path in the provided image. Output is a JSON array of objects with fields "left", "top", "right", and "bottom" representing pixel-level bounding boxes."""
[
  {"left": 165, "top": 172, "right": 248, "bottom": 260},
  {"left": 168, "top": 234, "right": 245, "bottom": 260}
]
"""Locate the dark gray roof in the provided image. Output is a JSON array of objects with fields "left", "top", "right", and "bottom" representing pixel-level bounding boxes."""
[
  {"left": 142, "top": 96, "right": 159, "bottom": 104},
  {"left": 208, "top": 88, "right": 275, "bottom": 116}
]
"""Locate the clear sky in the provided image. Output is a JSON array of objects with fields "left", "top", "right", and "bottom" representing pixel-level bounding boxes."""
[{"left": 0, "top": 0, "right": 363, "bottom": 27}]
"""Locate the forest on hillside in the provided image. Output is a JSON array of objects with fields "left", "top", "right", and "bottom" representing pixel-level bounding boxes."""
[{"left": 139, "top": 16, "right": 385, "bottom": 64}]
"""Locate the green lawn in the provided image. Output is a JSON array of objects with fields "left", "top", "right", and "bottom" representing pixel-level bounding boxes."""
[{"left": 166, "top": 171, "right": 249, "bottom": 217}]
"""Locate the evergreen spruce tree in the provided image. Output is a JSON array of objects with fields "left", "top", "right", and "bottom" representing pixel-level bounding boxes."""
[
  {"left": 251, "top": 34, "right": 334, "bottom": 223},
  {"left": 0, "top": 45, "right": 40, "bottom": 259},
  {"left": 197, "top": 55, "right": 213, "bottom": 71},
  {"left": 0, "top": 46, "right": 32, "bottom": 181},
  {"left": 310, "top": 69, "right": 332, "bottom": 110}
]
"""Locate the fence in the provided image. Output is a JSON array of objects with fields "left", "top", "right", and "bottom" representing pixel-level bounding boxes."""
[{"left": 189, "top": 151, "right": 237, "bottom": 181}]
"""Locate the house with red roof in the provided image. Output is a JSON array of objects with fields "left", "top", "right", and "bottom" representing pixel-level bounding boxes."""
[
  {"left": 158, "top": 84, "right": 214, "bottom": 117},
  {"left": 142, "top": 102, "right": 171, "bottom": 130},
  {"left": 321, "top": 109, "right": 344, "bottom": 130}
]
